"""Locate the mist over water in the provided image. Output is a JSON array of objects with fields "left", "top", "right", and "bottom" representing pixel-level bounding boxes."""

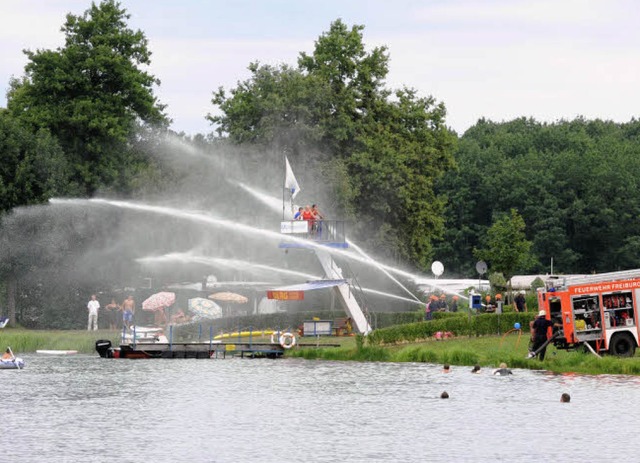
[{"left": 2, "top": 132, "right": 463, "bottom": 326}]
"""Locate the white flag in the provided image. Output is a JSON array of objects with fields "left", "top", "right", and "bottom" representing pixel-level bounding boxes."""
[{"left": 284, "top": 156, "right": 301, "bottom": 199}]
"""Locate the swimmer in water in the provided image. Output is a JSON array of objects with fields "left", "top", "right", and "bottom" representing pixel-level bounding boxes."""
[
  {"left": 471, "top": 364, "right": 481, "bottom": 373},
  {"left": 493, "top": 362, "right": 513, "bottom": 376}
]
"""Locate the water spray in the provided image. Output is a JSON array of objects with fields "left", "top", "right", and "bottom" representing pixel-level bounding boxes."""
[
  {"left": 346, "top": 238, "right": 422, "bottom": 303},
  {"left": 137, "top": 252, "right": 321, "bottom": 281}
]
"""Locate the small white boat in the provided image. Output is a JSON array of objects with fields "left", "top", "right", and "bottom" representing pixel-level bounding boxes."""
[
  {"left": 123, "top": 326, "right": 167, "bottom": 343},
  {"left": 0, "top": 357, "right": 25, "bottom": 370},
  {"left": 36, "top": 350, "right": 79, "bottom": 355}
]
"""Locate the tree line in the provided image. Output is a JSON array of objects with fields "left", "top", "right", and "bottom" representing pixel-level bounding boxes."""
[{"left": 1, "top": 1, "right": 639, "bottom": 324}]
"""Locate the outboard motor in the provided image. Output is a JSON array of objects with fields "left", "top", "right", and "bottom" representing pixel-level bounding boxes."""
[{"left": 95, "top": 339, "right": 112, "bottom": 358}]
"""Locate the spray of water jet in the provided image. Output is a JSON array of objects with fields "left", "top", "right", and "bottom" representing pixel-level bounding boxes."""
[
  {"left": 50, "top": 198, "right": 379, "bottom": 267},
  {"left": 346, "top": 238, "right": 422, "bottom": 303},
  {"left": 360, "top": 288, "right": 424, "bottom": 306},
  {"left": 237, "top": 183, "right": 287, "bottom": 216},
  {"left": 137, "top": 252, "right": 322, "bottom": 281},
  {"left": 141, "top": 251, "right": 422, "bottom": 307},
  {"left": 51, "top": 197, "right": 468, "bottom": 301}
]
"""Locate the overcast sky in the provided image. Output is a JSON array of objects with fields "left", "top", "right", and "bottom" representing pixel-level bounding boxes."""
[{"left": 1, "top": 0, "right": 638, "bottom": 136}]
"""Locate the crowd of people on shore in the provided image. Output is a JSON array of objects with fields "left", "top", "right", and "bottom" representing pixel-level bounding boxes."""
[
  {"left": 424, "top": 294, "right": 459, "bottom": 320},
  {"left": 86, "top": 294, "right": 136, "bottom": 331},
  {"left": 424, "top": 290, "right": 530, "bottom": 320},
  {"left": 86, "top": 294, "right": 185, "bottom": 331}
]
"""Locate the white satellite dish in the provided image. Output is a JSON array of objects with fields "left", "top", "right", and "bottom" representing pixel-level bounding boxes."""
[
  {"left": 475, "top": 261, "right": 488, "bottom": 275},
  {"left": 431, "top": 261, "right": 444, "bottom": 277}
]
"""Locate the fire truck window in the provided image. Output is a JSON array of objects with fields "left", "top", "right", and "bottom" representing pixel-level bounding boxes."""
[
  {"left": 549, "top": 298, "right": 562, "bottom": 322},
  {"left": 603, "top": 292, "right": 635, "bottom": 328},
  {"left": 572, "top": 295, "right": 601, "bottom": 332}
]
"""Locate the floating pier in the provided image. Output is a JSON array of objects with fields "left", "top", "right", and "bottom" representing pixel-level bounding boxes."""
[
  {"left": 96, "top": 339, "right": 287, "bottom": 359},
  {"left": 95, "top": 339, "right": 339, "bottom": 359}
]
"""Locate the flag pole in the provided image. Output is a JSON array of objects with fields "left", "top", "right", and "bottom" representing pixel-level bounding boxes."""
[{"left": 282, "top": 152, "right": 286, "bottom": 220}]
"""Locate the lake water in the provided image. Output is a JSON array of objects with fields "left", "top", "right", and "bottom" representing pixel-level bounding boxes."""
[{"left": 2, "top": 355, "right": 640, "bottom": 462}]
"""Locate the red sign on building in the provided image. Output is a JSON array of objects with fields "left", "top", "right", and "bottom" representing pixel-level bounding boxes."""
[{"left": 267, "top": 290, "right": 305, "bottom": 300}]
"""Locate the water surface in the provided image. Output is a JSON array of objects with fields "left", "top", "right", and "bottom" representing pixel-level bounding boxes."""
[{"left": 3, "top": 355, "right": 639, "bottom": 462}]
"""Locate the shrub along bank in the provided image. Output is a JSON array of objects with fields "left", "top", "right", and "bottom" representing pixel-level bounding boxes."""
[{"left": 367, "top": 312, "right": 537, "bottom": 345}]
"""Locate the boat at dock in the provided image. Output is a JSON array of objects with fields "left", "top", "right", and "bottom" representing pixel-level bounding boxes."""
[{"left": 95, "top": 338, "right": 286, "bottom": 359}]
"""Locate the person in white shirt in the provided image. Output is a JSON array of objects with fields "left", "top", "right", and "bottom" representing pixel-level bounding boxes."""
[{"left": 87, "top": 294, "right": 100, "bottom": 331}]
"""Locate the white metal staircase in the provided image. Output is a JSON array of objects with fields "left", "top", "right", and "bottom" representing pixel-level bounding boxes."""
[{"left": 314, "top": 248, "right": 372, "bottom": 335}]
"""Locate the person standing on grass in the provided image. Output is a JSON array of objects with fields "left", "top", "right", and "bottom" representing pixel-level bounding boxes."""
[
  {"left": 450, "top": 295, "right": 459, "bottom": 312},
  {"left": 87, "top": 294, "right": 100, "bottom": 331},
  {"left": 514, "top": 291, "right": 527, "bottom": 312},
  {"left": 530, "top": 310, "right": 557, "bottom": 361}
]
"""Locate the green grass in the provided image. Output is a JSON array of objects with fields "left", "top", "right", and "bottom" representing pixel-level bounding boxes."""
[
  {"left": 0, "top": 329, "right": 121, "bottom": 354},
  {"left": 291, "top": 332, "right": 640, "bottom": 375}
]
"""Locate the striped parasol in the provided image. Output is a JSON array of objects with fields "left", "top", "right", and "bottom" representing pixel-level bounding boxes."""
[{"left": 188, "top": 297, "right": 222, "bottom": 320}]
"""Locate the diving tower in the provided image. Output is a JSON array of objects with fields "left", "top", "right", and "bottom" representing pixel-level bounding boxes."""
[{"left": 275, "top": 220, "right": 372, "bottom": 335}]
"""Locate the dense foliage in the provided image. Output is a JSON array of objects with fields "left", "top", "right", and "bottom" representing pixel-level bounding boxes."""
[{"left": 434, "top": 117, "right": 640, "bottom": 275}]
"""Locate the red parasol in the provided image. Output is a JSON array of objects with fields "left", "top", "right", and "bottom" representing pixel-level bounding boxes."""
[{"left": 142, "top": 292, "right": 176, "bottom": 311}]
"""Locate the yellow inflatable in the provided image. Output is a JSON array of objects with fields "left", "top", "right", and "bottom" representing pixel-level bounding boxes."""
[{"left": 214, "top": 330, "right": 276, "bottom": 340}]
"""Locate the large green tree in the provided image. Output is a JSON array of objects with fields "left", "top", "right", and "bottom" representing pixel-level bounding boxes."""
[
  {"left": 474, "top": 208, "right": 534, "bottom": 283},
  {"left": 209, "top": 20, "right": 457, "bottom": 268},
  {"left": 7, "top": 0, "right": 168, "bottom": 195}
]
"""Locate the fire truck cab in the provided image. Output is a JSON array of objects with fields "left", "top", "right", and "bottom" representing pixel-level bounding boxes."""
[{"left": 537, "top": 270, "right": 640, "bottom": 357}]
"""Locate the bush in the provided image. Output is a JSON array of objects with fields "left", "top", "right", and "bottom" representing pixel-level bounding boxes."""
[{"left": 367, "top": 312, "right": 537, "bottom": 345}]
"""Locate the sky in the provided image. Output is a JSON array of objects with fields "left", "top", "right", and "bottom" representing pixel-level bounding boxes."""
[{"left": 1, "top": 0, "right": 639, "bottom": 136}]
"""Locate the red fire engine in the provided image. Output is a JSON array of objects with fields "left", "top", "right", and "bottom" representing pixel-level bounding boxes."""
[{"left": 537, "top": 270, "right": 640, "bottom": 356}]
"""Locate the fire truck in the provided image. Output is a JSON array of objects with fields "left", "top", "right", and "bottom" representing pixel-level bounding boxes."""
[{"left": 537, "top": 269, "right": 640, "bottom": 357}]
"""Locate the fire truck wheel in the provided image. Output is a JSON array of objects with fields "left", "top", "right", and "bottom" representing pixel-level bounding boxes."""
[{"left": 609, "top": 333, "right": 636, "bottom": 357}]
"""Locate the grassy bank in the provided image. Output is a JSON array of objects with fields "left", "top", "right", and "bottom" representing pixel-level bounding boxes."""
[
  {"left": 0, "top": 329, "right": 120, "bottom": 354},
  {"left": 5, "top": 327, "right": 640, "bottom": 376},
  {"left": 290, "top": 333, "right": 640, "bottom": 375}
]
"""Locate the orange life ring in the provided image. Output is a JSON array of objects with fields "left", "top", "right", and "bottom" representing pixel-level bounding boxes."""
[{"left": 279, "top": 332, "right": 296, "bottom": 349}]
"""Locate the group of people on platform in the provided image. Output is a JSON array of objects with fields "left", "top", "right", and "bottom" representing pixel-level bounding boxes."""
[
  {"left": 86, "top": 294, "right": 136, "bottom": 331},
  {"left": 293, "top": 204, "right": 324, "bottom": 236}
]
